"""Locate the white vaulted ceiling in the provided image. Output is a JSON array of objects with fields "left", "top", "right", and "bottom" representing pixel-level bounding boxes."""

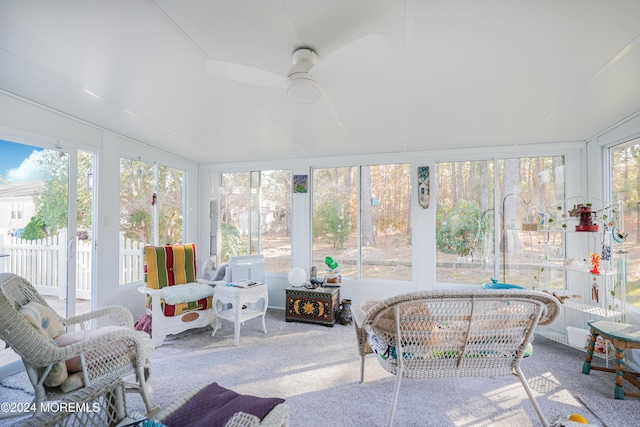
[{"left": 1, "top": 1, "right": 639, "bottom": 164}]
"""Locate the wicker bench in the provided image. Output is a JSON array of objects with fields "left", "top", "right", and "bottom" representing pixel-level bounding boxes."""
[{"left": 353, "top": 289, "right": 560, "bottom": 427}]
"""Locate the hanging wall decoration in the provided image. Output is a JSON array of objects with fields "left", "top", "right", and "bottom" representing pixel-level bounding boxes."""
[
  {"left": 418, "top": 166, "right": 430, "bottom": 209},
  {"left": 293, "top": 175, "right": 308, "bottom": 193}
]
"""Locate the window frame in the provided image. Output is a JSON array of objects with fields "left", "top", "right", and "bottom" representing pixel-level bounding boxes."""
[
  {"left": 218, "top": 169, "right": 293, "bottom": 274},
  {"left": 310, "top": 162, "right": 413, "bottom": 281},
  {"left": 118, "top": 155, "right": 187, "bottom": 285},
  {"left": 433, "top": 149, "right": 578, "bottom": 287}
]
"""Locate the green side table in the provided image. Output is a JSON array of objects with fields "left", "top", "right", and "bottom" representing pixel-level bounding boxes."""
[{"left": 582, "top": 320, "right": 640, "bottom": 399}]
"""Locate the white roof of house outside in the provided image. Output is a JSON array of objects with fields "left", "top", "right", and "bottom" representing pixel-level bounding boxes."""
[{"left": 0, "top": 182, "right": 45, "bottom": 198}]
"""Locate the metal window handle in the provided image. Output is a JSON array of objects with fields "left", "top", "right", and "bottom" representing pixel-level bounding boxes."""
[{"left": 68, "top": 237, "right": 76, "bottom": 258}]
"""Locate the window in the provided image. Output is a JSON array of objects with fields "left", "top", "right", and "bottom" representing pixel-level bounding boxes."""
[
  {"left": 436, "top": 160, "right": 495, "bottom": 284},
  {"left": 220, "top": 170, "right": 291, "bottom": 273},
  {"left": 499, "top": 156, "right": 565, "bottom": 287},
  {"left": 436, "top": 156, "right": 565, "bottom": 286},
  {"left": 312, "top": 166, "right": 358, "bottom": 278},
  {"left": 610, "top": 138, "right": 640, "bottom": 309},
  {"left": 10, "top": 203, "right": 23, "bottom": 220},
  {"left": 312, "top": 163, "right": 412, "bottom": 280},
  {"left": 119, "top": 158, "right": 185, "bottom": 284}
]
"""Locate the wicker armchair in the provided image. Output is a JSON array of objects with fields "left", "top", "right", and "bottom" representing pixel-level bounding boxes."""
[
  {"left": 0, "top": 273, "right": 155, "bottom": 418},
  {"left": 353, "top": 289, "right": 560, "bottom": 427}
]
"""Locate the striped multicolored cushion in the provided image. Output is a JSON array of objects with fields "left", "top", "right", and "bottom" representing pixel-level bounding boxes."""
[{"left": 144, "top": 244, "right": 197, "bottom": 289}]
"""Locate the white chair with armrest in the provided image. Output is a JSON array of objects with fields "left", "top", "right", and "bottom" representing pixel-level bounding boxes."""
[
  {"left": 0, "top": 273, "right": 155, "bottom": 419},
  {"left": 137, "top": 243, "right": 216, "bottom": 347}
]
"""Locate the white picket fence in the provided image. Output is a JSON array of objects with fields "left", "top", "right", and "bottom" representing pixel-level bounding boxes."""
[
  {"left": 0, "top": 231, "right": 146, "bottom": 300},
  {"left": 119, "top": 234, "right": 145, "bottom": 285}
]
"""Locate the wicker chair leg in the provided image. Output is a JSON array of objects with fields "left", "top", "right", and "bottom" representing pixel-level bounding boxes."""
[
  {"left": 24, "top": 364, "right": 48, "bottom": 411},
  {"left": 514, "top": 365, "right": 549, "bottom": 427},
  {"left": 388, "top": 370, "right": 403, "bottom": 427},
  {"left": 136, "top": 366, "right": 155, "bottom": 414},
  {"left": 360, "top": 354, "right": 365, "bottom": 383}
]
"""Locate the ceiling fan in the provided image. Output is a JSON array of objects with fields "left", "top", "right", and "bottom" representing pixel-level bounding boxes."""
[{"left": 204, "top": 34, "right": 390, "bottom": 105}]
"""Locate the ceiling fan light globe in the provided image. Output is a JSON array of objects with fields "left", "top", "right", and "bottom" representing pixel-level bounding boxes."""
[{"left": 287, "top": 73, "right": 321, "bottom": 104}]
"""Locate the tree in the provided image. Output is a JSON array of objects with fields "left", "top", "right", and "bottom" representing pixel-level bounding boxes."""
[
  {"left": 436, "top": 199, "right": 485, "bottom": 256},
  {"left": 313, "top": 197, "right": 351, "bottom": 249},
  {"left": 29, "top": 150, "right": 93, "bottom": 238},
  {"left": 21, "top": 213, "right": 47, "bottom": 240},
  {"left": 118, "top": 159, "right": 184, "bottom": 245},
  {"left": 221, "top": 222, "right": 245, "bottom": 261}
]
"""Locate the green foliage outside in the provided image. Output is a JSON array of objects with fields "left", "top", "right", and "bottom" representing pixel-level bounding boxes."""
[
  {"left": 221, "top": 222, "right": 246, "bottom": 261},
  {"left": 24, "top": 151, "right": 183, "bottom": 246},
  {"left": 21, "top": 213, "right": 47, "bottom": 240},
  {"left": 119, "top": 159, "right": 184, "bottom": 245},
  {"left": 26, "top": 150, "right": 93, "bottom": 239},
  {"left": 312, "top": 198, "right": 351, "bottom": 249},
  {"left": 436, "top": 200, "right": 486, "bottom": 257}
]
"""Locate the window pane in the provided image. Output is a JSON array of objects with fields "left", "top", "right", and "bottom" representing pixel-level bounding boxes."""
[
  {"left": 499, "top": 156, "right": 565, "bottom": 288},
  {"left": 220, "top": 172, "right": 250, "bottom": 260},
  {"left": 250, "top": 171, "right": 260, "bottom": 254},
  {"left": 610, "top": 138, "right": 640, "bottom": 309},
  {"left": 436, "top": 157, "right": 565, "bottom": 286},
  {"left": 360, "top": 164, "right": 412, "bottom": 280},
  {"left": 119, "top": 158, "right": 185, "bottom": 284},
  {"left": 220, "top": 170, "right": 292, "bottom": 273},
  {"left": 436, "top": 160, "right": 495, "bottom": 284},
  {"left": 120, "top": 158, "right": 154, "bottom": 246},
  {"left": 312, "top": 167, "right": 358, "bottom": 278},
  {"left": 257, "top": 170, "right": 291, "bottom": 274},
  {"left": 156, "top": 165, "right": 184, "bottom": 245}
]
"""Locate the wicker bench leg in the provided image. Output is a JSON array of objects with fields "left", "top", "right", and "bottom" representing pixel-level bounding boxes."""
[
  {"left": 514, "top": 365, "right": 549, "bottom": 427},
  {"left": 388, "top": 370, "right": 403, "bottom": 427}
]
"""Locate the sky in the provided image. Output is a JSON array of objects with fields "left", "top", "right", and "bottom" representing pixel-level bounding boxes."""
[{"left": 0, "top": 139, "right": 45, "bottom": 183}]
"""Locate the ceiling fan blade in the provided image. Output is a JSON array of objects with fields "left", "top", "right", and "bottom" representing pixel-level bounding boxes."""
[
  {"left": 205, "top": 59, "right": 286, "bottom": 88},
  {"left": 314, "top": 33, "right": 391, "bottom": 78}
]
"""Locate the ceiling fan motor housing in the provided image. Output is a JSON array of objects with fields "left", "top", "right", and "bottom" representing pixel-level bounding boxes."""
[
  {"left": 286, "top": 48, "right": 321, "bottom": 104},
  {"left": 287, "top": 73, "right": 321, "bottom": 104}
]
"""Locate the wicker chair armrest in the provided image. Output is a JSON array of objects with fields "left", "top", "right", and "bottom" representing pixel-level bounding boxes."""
[
  {"left": 28, "top": 327, "right": 151, "bottom": 368},
  {"left": 225, "top": 403, "right": 290, "bottom": 427},
  {"left": 64, "top": 306, "right": 135, "bottom": 329},
  {"left": 352, "top": 302, "right": 366, "bottom": 328},
  {"left": 255, "top": 403, "right": 290, "bottom": 427},
  {"left": 352, "top": 301, "right": 374, "bottom": 359},
  {"left": 19, "top": 375, "right": 128, "bottom": 427},
  {"left": 361, "top": 299, "right": 391, "bottom": 328},
  {"left": 62, "top": 327, "right": 150, "bottom": 354},
  {"left": 524, "top": 292, "right": 561, "bottom": 325}
]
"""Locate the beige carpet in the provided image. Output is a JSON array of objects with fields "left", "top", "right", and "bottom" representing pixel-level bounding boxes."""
[{"left": 2, "top": 308, "right": 640, "bottom": 426}]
